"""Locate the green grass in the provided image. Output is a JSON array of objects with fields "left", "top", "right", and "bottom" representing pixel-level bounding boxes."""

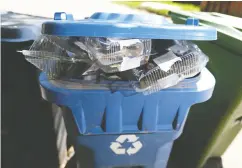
[{"left": 114, "top": 1, "right": 200, "bottom": 17}]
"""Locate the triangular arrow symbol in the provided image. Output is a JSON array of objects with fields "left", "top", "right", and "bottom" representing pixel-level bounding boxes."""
[
  {"left": 116, "top": 135, "right": 139, "bottom": 143},
  {"left": 110, "top": 142, "right": 126, "bottom": 155},
  {"left": 126, "top": 141, "right": 143, "bottom": 155}
]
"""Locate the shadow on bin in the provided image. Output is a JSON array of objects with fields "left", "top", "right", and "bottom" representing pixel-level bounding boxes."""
[
  {"left": 168, "top": 10, "right": 242, "bottom": 168},
  {"left": 1, "top": 11, "right": 59, "bottom": 168}
]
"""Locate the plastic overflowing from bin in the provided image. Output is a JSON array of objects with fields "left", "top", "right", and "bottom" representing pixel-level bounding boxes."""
[
  {"left": 32, "top": 12, "right": 218, "bottom": 167},
  {"left": 23, "top": 12, "right": 216, "bottom": 95},
  {"left": 131, "top": 41, "right": 209, "bottom": 95}
]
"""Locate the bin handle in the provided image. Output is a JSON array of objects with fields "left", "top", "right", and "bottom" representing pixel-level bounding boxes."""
[
  {"left": 186, "top": 17, "right": 199, "bottom": 26},
  {"left": 54, "top": 12, "right": 74, "bottom": 21}
]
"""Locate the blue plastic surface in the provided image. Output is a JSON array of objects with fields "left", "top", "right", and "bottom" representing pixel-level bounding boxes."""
[
  {"left": 40, "top": 68, "right": 215, "bottom": 135},
  {"left": 186, "top": 17, "right": 199, "bottom": 26},
  {"left": 74, "top": 134, "right": 174, "bottom": 168},
  {"left": 89, "top": 12, "right": 170, "bottom": 24},
  {"left": 39, "top": 68, "right": 215, "bottom": 168},
  {"left": 54, "top": 12, "right": 74, "bottom": 21},
  {"left": 41, "top": 12, "right": 217, "bottom": 40}
]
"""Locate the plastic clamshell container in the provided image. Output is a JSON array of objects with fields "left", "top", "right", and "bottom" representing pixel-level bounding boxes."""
[
  {"left": 24, "top": 12, "right": 217, "bottom": 77},
  {"left": 22, "top": 35, "right": 91, "bottom": 79},
  {"left": 134, "top": 42, "right": 209, "bottom": 95},
  {"left": 34, "top": 12, "right": 217, "bottom": 76},
  {"left": 84, "top": 37, "right": 152, "bottom": 73}
]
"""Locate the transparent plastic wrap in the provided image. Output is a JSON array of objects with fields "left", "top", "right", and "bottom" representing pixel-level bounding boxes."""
[
  {"left": 131, "top": 42, "right": 209, "bottom": 95},
  {"left": 21, "top": 35, "right": 92, "bottom": 79},
  {"left": 84, "top": 37, "right": 152, "bottom": 73},
  {"left": 169, "top": 40, "right": 202, "bottom": 55}
]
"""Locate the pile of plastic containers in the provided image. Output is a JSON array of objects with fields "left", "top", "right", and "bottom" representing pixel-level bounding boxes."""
[{"left": 21, "top": 12, "right": 215, "bottom": 95}]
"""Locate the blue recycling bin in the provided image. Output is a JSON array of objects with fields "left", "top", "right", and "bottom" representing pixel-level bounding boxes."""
[
  {"left": 40, "top": 68, "right": 215, "bottom": 168},
  {"left": 38, "top": 12, "right": 216, "bottom": 168}
]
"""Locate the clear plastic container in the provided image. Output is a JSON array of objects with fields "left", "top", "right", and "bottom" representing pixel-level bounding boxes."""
[
  {"left": 132, "top": 43, "right": 209, "bottom": 95},
  {"left": 21, "top": 35, "right": 92, "bottom": 79},
  {"left": 22, "top": 35, "right": 152, "bottom": 78},
  {"left": 21, "top": 33, "right": 208, "bottom": 95},
  {"left": 84, "top": 37, "right": 152, "bottom": 73}
]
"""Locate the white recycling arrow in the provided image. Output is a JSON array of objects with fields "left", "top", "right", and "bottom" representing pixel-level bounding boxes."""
[
  {"left": 126, "top": 141, "right": 143, "bottom": 155},
  {"left": 116, "top": 134, "right": 139, "bottom": 143},
  {"left": 110, "top": 134, "right": 143, "bottom": 155},
  {"left": 110, "top": 142, "right": 126, "bottom": 155}
]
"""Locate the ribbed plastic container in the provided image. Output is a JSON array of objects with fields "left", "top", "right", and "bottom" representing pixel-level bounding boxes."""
[{"left": 134, "top": 42, "right": 209, "bottom": 95}]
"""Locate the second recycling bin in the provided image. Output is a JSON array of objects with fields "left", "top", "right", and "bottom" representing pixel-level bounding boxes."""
[
  {"left": 1, "top": 12, "right": 60, "bottom": 168},
  {"left": 37, "top": 12, "right": 216, "bottom": 168},
  {"left": 169, "top": 10, "right": 242, "bottom": 168}
]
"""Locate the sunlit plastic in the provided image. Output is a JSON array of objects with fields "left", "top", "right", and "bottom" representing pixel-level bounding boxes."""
[
  {"left": 133, "top": 47, "right": 209, "bottom": 95},
  {"left": 84, "top": 37, "right": 152, "bottom": 73},
  {"left": 22, "top": 35, "right": 91, "bottom": 79}
]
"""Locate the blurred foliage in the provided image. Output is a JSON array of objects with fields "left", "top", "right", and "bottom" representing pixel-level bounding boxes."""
[{"left": 114, "top": 1, "right": 200, "bottom": 17}]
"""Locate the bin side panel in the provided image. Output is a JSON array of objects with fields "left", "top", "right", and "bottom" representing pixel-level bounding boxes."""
[
  {"left": 81, "top": 94, "right": 107, "bottom": 134},
  {"left": 74, "top": 132, "right": 175, "bottom": 168},
  {"left": 122, "top": 93, "right": 145, "bottom": 132},
  {"left": 39, "top": 68, "right": 215, "bottom": 135}
]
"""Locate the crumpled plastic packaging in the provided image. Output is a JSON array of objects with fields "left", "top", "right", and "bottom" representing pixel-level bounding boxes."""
[
  {"left": 21, "top": 35, "right": 92, "bottom": 79},
  {"left": 77, "top": 37, "right": 152, "bottom": 73},
  {"left": 129, "top": 41, "right": 209, "bottom": 95},
  {"left": 21, "top": 35, "right": 208, "bottom": 95}
]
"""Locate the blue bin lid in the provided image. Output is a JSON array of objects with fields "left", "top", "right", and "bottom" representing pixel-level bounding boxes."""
[
  {"left": 1, "top": 11, "right": 49, "bottom": 42},
  {"left": 89, "top": 12, "right": 171, "bottom": 24},
  {"left": 41, "top": 12, "right": 217, "bottom": 40}
]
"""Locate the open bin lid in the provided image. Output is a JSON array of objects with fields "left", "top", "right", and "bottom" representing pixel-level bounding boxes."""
[
  {"left": 204, "top": 12, "right": 242, "bottom": 31},
  {"left": 169, "top": 10, "right": 242, "bottom": 55},
  {"left": 170, "top": 11, "right": 242, "bottom": 31},
  {"left": 169, "top": 10, "right": 242, "bottom": 39},
  {"left": 1, "top": 11, "right": 49, "bottom": 42},
  {"left": 42, "top": 12, "right": 217, "bottom": 40}
]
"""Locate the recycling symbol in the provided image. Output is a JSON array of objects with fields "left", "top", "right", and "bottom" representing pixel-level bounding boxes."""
[{"left": 110, "top": 134, "right": 143, "bottom": 155}]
